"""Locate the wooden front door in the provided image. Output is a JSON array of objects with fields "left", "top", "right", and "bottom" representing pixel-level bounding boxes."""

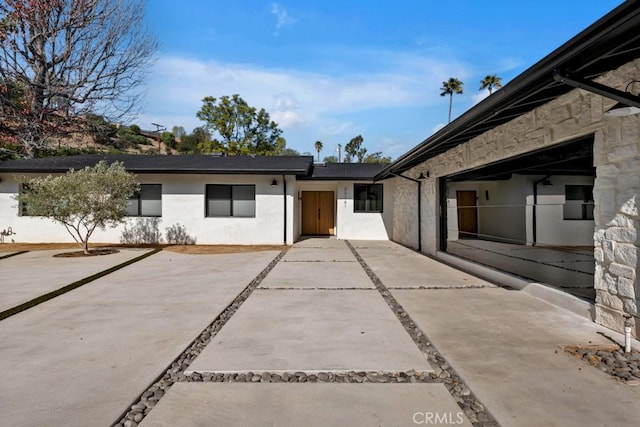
[
  {"left": 302, "top": 191, "right": 335, "bottom": 235},
  {"left": 457, "top": 191, "right": 478, "bottom": 237}
]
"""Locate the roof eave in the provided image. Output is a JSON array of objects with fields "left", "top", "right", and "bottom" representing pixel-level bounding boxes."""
[{"left": 375, "top": 0, "right": 640, "bottom": 180}]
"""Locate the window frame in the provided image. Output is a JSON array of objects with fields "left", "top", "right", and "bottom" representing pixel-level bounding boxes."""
[
  {"left": 205, "top": 184, "right": 256, "bottom": 218},
  {"left": 563, "top": 184, "right": 594, "bottom": 221},
  {"left": 126, "top": 184, "right": 162, "bottom": 217},
  {"left": 353, "top": 183, "right": 384, "bottom": 213}
]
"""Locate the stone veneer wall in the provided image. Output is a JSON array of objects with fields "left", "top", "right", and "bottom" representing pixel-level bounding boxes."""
[
  {"left": 392, "top": 59, "right": 640, "bottom": 335},
  {"left": 593, "top": 112, "right": 640, "bottom": 336}
]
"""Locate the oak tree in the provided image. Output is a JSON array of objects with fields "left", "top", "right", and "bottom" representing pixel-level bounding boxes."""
[{"left": 196, "top": 94, "right": 284, "bottom": 155}]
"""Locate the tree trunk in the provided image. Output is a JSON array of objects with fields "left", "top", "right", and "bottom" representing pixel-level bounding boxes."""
[
  {"left": 448, "top": 94, "right": 453, "bottom": 123},
  {"left": 83, "top": 239, "right": 90, "bottom": 255}
]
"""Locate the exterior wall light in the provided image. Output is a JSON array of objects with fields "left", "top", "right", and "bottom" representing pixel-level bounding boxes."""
[{"left": 604, "top": 80, "right": 640, "bottom": 117}]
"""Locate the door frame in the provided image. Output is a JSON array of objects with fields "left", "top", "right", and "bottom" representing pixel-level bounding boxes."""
[
  {"left": 456, "top": 190, "right": 478, "bottom": 238},
  {"left": 301, "top": 190, "right": 335, "bottom": 235}
]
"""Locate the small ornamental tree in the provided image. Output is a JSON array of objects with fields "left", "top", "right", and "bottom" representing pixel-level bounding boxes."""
[{"left": 16, "top": 161, "right": 139, "bottom": 254}]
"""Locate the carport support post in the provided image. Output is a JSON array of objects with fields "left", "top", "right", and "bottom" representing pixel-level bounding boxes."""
[
  {"left": 390, "top": 173, "right": 422, "bottom": 252},
  {"left": 532, "top": 175, "right": 551, "bottom": 246}
]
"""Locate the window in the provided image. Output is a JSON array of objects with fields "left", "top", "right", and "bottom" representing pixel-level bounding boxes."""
[
  {"left": 354, "top": 184, "right": 383, "bottom": 213},
  {"left": 126, "top": 184, "right": 162, "bottom": 217},
  {"left": 563, "top": 185, "right": 594, "bottom": 220},
  {"left": 206, "top": 184, "right": 255, "bottom": 217}
]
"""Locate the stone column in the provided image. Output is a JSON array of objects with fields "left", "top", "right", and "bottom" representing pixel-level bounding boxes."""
[{"left": 593, "top": 117, "right": 640, "bottom": 336}]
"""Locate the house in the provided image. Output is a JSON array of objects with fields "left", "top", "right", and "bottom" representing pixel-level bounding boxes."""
[
  {"left": 374, "top": 1, "right": 640, "bottom": 337},
  {"left": 0, "top": 155, "right": 389, "bottom": 245},
  {"left": 0, "top": 1, "right": 638, "bottom": 337}
]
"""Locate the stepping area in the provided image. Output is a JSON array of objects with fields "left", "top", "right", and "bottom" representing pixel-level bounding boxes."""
[
  {"left": 0, "top": 248, "right": 151, "bottom": 312},
  {"left": 353, "top": 241, "right": 496, "bottom": 289},
  {"left": 186, "top": 289, "right": 429, "bottom": 373},
  {"left": 0, "top": 250, "right": 280, "bottom": 427},
  {"left": 140, "top": 383, "right": 471, "bottom": 427}
]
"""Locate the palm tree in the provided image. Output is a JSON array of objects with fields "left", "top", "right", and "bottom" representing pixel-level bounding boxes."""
[
  {"left": 440, "top": 77, "right": 464, "bottom": 123},
  {"left": 479, "top": 74, "right": 502, "bottom": 95},
  {"left": 314, "top": 140, "right": 323, "bottom": 162}
]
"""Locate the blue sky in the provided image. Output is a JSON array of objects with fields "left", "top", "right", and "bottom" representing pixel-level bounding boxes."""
[{"left": 139, "top": 0, "right": 623, "bottom": 159}]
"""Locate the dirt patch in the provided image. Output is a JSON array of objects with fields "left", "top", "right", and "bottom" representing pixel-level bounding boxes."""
[
  {"left": 0, "top": 242, "right": 288, "bottom": 255},
  {"left": 165, "top": 245, "right": 288, "bottom": 255},
  {"left": 53, "top": 248, "right": 120, "bottom": 258}
]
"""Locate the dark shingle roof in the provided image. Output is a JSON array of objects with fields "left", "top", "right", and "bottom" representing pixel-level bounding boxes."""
[
  {"left": 0, "top": 154, "right": 314, "bottom": 175},
  {"left": 299, "top": 163, "right": 387, "bottom": 181}
]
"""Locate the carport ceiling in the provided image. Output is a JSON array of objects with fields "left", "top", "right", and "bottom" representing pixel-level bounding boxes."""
[{"left": 447, "top": 136, "right": 594, "bottom": 182}]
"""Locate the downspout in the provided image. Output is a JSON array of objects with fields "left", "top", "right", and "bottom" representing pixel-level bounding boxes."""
[
  {"left": 390, "top": 173, "right": 422, "bottom": 252},
  {"left": 532, "top": 175, "right": 551, "bottom": 246},
  {"left": 283, "top": 175, "right": 287, "bottom": 245}
]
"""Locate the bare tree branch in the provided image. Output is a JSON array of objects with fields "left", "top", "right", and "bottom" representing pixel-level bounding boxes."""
[{"left": 0, "top": 0, "right": 157, "bottom": 156}]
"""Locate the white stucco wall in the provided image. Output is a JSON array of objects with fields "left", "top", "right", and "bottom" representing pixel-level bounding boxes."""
[
  {"left": 445, "top": 175, "right": 594, "bottom": 246},
  {"left": 0, "top": 173, "right": 295, "bottom": 245},
  {"left": 336, "top": 180, "right": 392, "bottom": 240},
  {"left": 447, "top": 178, "right": 527, "bottom": 244},
  {"left": 529, "top": 175, "right": 595, "bottom": 246}
]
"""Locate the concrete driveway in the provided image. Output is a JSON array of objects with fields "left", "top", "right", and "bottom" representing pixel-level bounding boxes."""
[{"left": 1, "top": 239, "right": 638, "bottom": 427}]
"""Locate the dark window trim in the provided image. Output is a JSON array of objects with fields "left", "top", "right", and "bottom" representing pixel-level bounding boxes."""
[
  {"left": 353, "top": 183, "right": 383, "bottom": 213},
  {"left": 127, "top": 184, "right": 162, "bottom": 217},
  {"left": 563, "top": 184, "right": 594, "bottom": 221},
  {"left": 205, "top": 184, "right": 256, "bottom": 218}
]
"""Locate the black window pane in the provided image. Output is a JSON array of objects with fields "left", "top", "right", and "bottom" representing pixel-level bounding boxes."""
[
  {"left": 140, "top": 184, "right": 162, "bottom": 216},
  {"left": 208, "top": 185, "right": 231, "bottom": 200}
]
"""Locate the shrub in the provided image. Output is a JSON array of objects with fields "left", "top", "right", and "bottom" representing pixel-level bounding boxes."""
[{"left": 165, "top": 223, "right": 196, "bottom": 245}]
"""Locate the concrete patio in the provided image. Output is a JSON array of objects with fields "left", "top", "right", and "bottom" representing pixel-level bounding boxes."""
[{"left": 0, "top": 239, "right": 638, "bottom": 427}]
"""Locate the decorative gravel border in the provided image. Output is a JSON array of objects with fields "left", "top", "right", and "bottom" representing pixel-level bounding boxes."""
[
  {"left": 112, "top": 249, "right": 287, "bottom": 427},
  {"left": 183, "top": 370, "right": 436, "bottom": 383},
  {"left": 346, "top": 241, "right": 500, "bottom": 427},
  {"left": 562, "top": 345, "right": 640, "bottom": 385}
]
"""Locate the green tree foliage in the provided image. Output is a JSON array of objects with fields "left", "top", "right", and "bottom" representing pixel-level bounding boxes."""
[
  {"left": 178, "top": 126, "right": 210, "bottom": 154},
  {"left": 171, "top": 126, "right": 186, "bottom": 140},
  {"left": 83, "top": 114, "right": 118, "bottom": 146},
  {"left": 323, "top": 155, "right": 338, "bottom": 163},
  {"left": 344, "top": 135, "right": 367, "bottom": 163},
  {"left": 115, "top": 126, "right": 148, "bottom": 148},
  {"left": 364, "top": 152, "right": 392, "bottom": 164},
  {"left": 479, "top": 74, "right": 502, "bottom": 94},
  {"left": 196, "top": 94, "right": 284, "bottom": 155},
  {"left": 161, "top": 131, "right": 176, "bottom": 149},
  {"left": 15, "top": 161, "right": 139, "bottom": 254},
  {"left": 440, "top": 77, "right": 464, "bottom": 123},
  {"left": 280, "top": 148, "right": 301, "bottom": 156},
  {"left": 314, "top": 140, "right": 323, "bottom": 162},
  {"left": 0, "top": 0, "right": 157, "bottom": 157}
]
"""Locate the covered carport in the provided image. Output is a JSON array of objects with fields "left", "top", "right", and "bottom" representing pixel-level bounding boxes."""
[
  {"left": 444, "top": 136, "right": 596, "bottom": 301},
  {"left": 376, "top": 1, "right": 640, "bottom": 335}
]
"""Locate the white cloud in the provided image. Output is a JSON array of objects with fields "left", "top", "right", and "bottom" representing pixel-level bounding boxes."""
[
  {"left": 141, "top": 51, "right": 472, "bottom": 151},
  {"left": 471, "top": 91, "right": 490, "bottom": 105},
  {"left": 271, "top": 3, "right": 296, "bottom": 30},
  {"left": 272, "top": 110, "right": 305, "bottom": 128}
]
